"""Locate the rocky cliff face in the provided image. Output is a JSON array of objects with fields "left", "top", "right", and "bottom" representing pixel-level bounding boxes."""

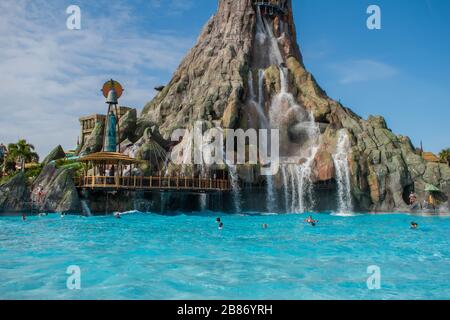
[
  {"left": 137, "top": 0, "right": 449, "bottom": 212},
  {"left": 0, "top": 163, "right": 81, "bottom": 214},
  {"left": 32, "top": 164, "right": 81, "bottom": 213},
  {"left": 0, "top": 172, "right": 30, "bottom": 213},
  {"left": 42, "top": 145, "right": 66, "bottom": 166}
]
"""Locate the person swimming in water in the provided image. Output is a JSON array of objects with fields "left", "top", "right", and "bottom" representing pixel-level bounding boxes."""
[
  {"left": 305, "top": 215, "right": 318, "bottom": 227},
  {"left": 216, "top": 217, "right": 221, "bottom": 224},
  {"left": 262, "top": 224, "right": 268, "bottom": 229},
  {"left": 218, "top": 222, "right": 224, "bottom": 230},
  {"left": 410, "top": 222, "right": 419, "bottom": 230},
  {"left": 114, "top": 213, "right": 121, "bottom": 219},
  {"left": 21, "top": 213, "right": 26, "bottom": 221}
]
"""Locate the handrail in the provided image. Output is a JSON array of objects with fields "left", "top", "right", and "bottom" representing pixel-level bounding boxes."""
[{"left": 76, "top": 175, "right": 231, "bottom": 192}]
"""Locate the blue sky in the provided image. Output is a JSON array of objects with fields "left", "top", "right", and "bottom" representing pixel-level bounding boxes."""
[{"left": 0, "top": 0, "right": 448, "bottom": 157}]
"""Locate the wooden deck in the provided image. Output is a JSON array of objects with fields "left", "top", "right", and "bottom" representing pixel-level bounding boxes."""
[{"left": 76, "top": 176, "right": 231, "bottom": 193}]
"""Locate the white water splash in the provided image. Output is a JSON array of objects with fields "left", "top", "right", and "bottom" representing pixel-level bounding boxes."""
[
  {"left": 81, "top": 200, "right": 92, "bottom": 216},
  {"left": 227, "top": 164, "right": 242, "bottom": 213},
  {"left": 255, "top": 7, "right": 283, "bottom": 66},
  {"left": 270, "top": 66, "right": 320, "bottom": 213},
  {"left": 248, "top": 70, "right": 269, "bottom": 129},
  {"left": 255, "top": 6, "right": 267, "bottom": 45},
  {"left": 255, "top": 7, "right": 321, "bottom": 213},
  {"left": 248, "top": 70, "right": 274, "bottom": 212},
  {"left": 333, "top": 130, "right": 353, "bottom": 214},
  {"left": 199, "top": 193, "right": 207, "bottom": 212}
]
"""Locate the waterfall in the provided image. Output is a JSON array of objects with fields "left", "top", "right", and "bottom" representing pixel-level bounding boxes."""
[
  {"left": 160, "top": 193, "right": 170, "bottom": 213},
  {"left": 248, "top": 70, "right": 269, "bottom": 129},
  {"left": 227, "top": 164, "right": 242, "bottom": 213},
  {"left": 258, "top": 69, "right": 266, "bottom": 117},
  {"left": 255, "top": 6, "right": 267, "bottom": 45},
  {"left": 255, "top": 6, "right": 283, "bottom": 67},
  {"left": 81, "top": 200, "right": 92, "bottom": 216},
  {"left": 253, "top": 6, "right": 321, "bottom": 213},
  {"left": 260, "top": 12, "right": 283, "bottom": 65},
  {"left": 266, "top": 64, "right": 320, "bottom": 212},
  {"left": 271, "top": 68, "right": 320, "bottom": 213},
  {"left": 250, "top": 67, "right": 278, "bottom": 212},
  {"left": 333, "top": 130, "right": 353, "bottom": 214},
  {"left": 199, "top": 194, "right": 207, "bottom": 212}
]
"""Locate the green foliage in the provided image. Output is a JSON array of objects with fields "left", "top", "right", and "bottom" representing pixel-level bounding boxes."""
[
  {"left": 6, "top": 139, "right": 39, "bottom": 171},
  {"left": 439, "top": 148, "right": 450, "bottom": 166},
  {"left": 25, "top": 164, "right": 43, "bottom": 181},
  {"left": 55, "top": 158, "right": 86, "bottom": 180},
  {"left": 1, "top": 158, "right": 17, "bottom": 176}
]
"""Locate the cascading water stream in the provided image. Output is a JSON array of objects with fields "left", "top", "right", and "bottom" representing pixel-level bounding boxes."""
[
  {"left": 199, "top": 194, "right": 207, "bottom": 212},
  {"left": 270, "top": 66, "right": 320, "bottom": 214},
  {"left": 227, "top": 164, "right": 242, "bottom": 213},
  {"left": 333, "top": 130, "right": 353, "bottom": 214},
  {"left": 253, "top": 6, "right": 321, "bottom": 213},
  {"left": 248, "top": 69, "right": 276, "bottom": 212},
  {"left": 81, "top": 200, "right": 92, "bottom": 216},
  {"left": 248, "top": 70, "right": 269, "bottom": 129}
]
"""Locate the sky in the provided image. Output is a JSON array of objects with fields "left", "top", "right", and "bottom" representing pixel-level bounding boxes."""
[{"left": 0, "top": 0, "right": 449, "bottom": 158}]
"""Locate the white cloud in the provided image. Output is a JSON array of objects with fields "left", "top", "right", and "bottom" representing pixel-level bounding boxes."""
[
  {"left": 0, "top": 0, "right": 193, "bottom": 158},
  {"left": 331, "top": 59, "right": 398, "bottom": 85}
]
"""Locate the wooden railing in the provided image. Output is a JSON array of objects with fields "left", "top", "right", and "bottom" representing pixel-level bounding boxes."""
[{"left": 76, "top": 176, "right": 231, "bottom": 192}]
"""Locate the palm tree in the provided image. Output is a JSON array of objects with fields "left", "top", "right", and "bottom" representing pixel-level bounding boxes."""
[
  {"left": 439, "top": 148, "right": 450, "bottom": 167},
  {"left": 7, "top": 140, "right": 39, "bottom": 172}
]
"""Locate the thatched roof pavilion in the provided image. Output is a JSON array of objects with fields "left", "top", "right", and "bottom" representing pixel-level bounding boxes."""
[{"left": 79, "top": 152, "right": 139, "bottom": 165}]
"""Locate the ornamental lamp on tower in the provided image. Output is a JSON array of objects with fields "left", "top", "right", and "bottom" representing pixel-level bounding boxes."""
[{"left": 102, "top": 79, "right": 124, "bottom": 153}]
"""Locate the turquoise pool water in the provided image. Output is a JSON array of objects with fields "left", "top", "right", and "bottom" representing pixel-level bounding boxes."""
[{"left": 0, "top": 212, "right": 449, "bottom": 300}]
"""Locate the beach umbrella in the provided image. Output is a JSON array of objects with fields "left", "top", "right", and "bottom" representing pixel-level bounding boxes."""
[{"left": 425, "top": 184, "right": 440, "bottom": 192}]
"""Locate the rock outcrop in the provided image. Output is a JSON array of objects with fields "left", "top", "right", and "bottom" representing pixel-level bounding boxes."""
[
  {"left": 119, "top": 108, "right": 138, "bottom": 143},
  {"left": 0, "top": 173, "right": 30, "bottom": 213},
  {"left": 42, "top": 145, "right": 66, "bottom": 166},
  {"left": 32, "top": 164, "right": 81, "bottom": 213},
  {"left": 79, "top": 121, "right": 105, "bottom": 156}
]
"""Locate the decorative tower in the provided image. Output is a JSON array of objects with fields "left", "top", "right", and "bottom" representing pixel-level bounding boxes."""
[{"left": 102, "top": 79, "right": 124, "bottom": 153}]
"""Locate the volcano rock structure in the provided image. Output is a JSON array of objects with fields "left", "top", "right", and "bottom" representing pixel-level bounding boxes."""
[
  {"left": 3, "top": 0, "right": 446, "bottom": 215},
  {"left": 138, "top": 0, "right": 449, "bottom": 212}
]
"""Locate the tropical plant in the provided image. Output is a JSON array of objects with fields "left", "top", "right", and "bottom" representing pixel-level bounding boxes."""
[
  {"left": 439, "top": 148, "right": 450, "bottom": 166},
  {"left": 7, "top": 140, "right": 39, "bottom": 172},
  {"left": 2, "top": 158, "right": 16, "bottom": 174}
]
